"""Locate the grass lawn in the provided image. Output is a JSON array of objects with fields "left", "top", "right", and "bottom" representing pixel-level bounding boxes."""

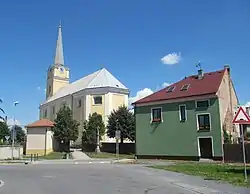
[
  {"left": 150, "top": 163, "right": 250, "bottom": 187},
  {"left": 86, "top": 152, "right": 134, "bottom": 159}
]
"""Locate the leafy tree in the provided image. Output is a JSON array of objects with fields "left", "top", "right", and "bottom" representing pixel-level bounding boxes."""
[
  {"left": 107, "top": 105, "right": 135, "bottom": 143},
  {"left": 223, "top": 125, "right": 232, "bottom": 144},
  {"left": 0, "top": 121, "right": 10, "bottom": 144},
  {"left": 52, "top": 106, "right": 79, "bottom": 152},
  {"left": 0, "top": 99, "right": 6, "bottom": 122},
  {"left": 10, "top": 125, "right": 26, "bottom": 145},
  {"left": 82, "top": 112, "right": 105, "bottom": 145}
]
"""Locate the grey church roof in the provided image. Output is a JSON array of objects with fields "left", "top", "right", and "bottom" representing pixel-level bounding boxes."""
[{"left": 45, "top": 68, "right": 128, "bottom": 103}]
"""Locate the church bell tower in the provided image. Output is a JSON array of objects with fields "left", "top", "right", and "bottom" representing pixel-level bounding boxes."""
[{"left": 46, "top": 22, "right": 70, "bottom": 100}]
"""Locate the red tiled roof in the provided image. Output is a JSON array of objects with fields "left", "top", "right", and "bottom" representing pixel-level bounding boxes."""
[
  {"left": 134, "top": 68, "right": 226, "bottom": 105},
  {"left": 26, "top": 119, "right": 54, "bottom": 128}
]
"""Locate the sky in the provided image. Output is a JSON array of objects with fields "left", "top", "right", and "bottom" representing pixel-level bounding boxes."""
[{"left": 0, "top": 0, "right": 250, "bottom": 126}]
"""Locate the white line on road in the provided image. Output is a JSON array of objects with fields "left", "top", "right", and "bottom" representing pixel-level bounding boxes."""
[{"left": 0, "top": 180, "right": 4, "bottom": 188}]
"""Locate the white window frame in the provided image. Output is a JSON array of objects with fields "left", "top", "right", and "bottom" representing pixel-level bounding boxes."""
[
  {"left": 150, "top": 107, "right": 163, "bottom": 123},
  {"left": 179, "top": 104, "right": 187, "bottom": 122},
  {"left": 93, "top": 96, "right": 103, "bottom": 105},
  {"left": 195, "top": 99, "right": 210, "bottom": 108},
  {"left": 197, "top": 136, "right": 214, "bottom": 157},
  {"left": 196, "top": 113, "right": 212, "bottom": 131}
]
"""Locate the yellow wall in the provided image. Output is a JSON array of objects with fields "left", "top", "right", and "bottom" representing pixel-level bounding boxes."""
[
  {"left": 90, "top": 95, "right": 105, "bottom": 116},
  {"left": 112, "top": 93, "right": 126, "bottom": 110},
  {"left": 46, "top": 66, "right": 69, "bottom": 99}
]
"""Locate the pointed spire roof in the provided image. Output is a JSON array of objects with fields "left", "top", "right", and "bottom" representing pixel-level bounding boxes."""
[{"left": 54, "top": 21, "right": 64, "bottom": 65}]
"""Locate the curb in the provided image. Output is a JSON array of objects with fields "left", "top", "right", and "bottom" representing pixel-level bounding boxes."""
[{"left": 111, "top": 159, "right": 137, "bottom": 164}]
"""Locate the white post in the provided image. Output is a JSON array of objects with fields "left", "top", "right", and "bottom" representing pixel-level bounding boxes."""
[
  {"left": 240, "top": 124, "right": 248, "bottom": 183},
  {"left": 95, "top": 126, "right": 100, "bottom": 153},
  {"left": 11, "top": 117, "right": 15, "bottom": 160}
]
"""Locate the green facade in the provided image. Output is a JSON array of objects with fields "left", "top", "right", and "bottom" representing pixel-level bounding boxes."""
[{"left": 135, "top": 97, "right": 223, "bottom": 158}]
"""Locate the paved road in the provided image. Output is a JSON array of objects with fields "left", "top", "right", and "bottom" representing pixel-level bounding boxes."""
[{"left": 0, "top": 163, "right": 249, "bottom": 194}]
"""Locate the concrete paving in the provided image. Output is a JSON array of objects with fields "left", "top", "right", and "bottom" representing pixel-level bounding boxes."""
[
  {"left": 71, "top": 149, "right": 91, "bottom": 160},
  {"left": 0, "top": 163, "right": 249, "bottom": 194}
]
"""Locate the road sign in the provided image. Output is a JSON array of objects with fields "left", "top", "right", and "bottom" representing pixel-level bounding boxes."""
[
  {"left": 233, "top": 107, "right": 250, "bottom": 124},
  {"left": 4, "top": 136, "right": 10, "bottom": 141}
]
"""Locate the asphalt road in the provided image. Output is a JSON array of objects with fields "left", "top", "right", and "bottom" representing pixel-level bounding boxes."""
[{"left": 0, "top": 163, "right": 249, "bottom": 194}]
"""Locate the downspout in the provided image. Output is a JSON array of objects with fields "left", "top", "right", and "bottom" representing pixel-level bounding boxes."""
[{"left": 44, "top": 128, "right": 47, "bottom": 156}]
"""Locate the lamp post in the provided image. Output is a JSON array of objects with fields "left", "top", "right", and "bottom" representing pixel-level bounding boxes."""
[
  {"left": 96, "top": 126, "right": 100, "bottom": 153},
  {"left": 115, "top": 118, "right": 120, "bottom": 160},
  {"left": 12, "top": 101, "right": 19, "bottom": 160}
]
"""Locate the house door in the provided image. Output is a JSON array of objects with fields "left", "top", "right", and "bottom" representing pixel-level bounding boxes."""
[{"left": 199, "top": 137, "right": 213, "bottom": 159}]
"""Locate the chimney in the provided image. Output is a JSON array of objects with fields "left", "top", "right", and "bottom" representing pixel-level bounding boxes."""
[
  {"left": 224, "top": 64, "right": 230, "bottom": 75},
  {"left": 197, "top": 69, "right": 204, "bottom": 79}
]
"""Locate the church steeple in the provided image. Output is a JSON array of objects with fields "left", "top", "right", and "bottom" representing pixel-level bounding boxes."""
[
  {"left": 46, "top": 22, "right": 69, "bottom": 100},
  {"left": 54, "top": 21, "right": 64, "bottom": 65}
]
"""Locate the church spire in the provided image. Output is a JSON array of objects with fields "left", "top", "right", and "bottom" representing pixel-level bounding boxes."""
[{"left": 54, "top": 21, "right": 64, "bottom": 65}]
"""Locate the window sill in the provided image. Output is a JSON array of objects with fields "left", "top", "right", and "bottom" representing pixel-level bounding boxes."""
[
  {"left": 151, "top": 119, "right": 162, "bottom": 123},
  {"left": 180, "top": 119, "right": 187, "bottom": 123},
  {"left": 197, "top": 129, "right": 211, "bottom": 132}
]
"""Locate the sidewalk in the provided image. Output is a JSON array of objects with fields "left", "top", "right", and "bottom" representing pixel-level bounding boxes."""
[{"left": 71, "top": 149, "right": 91, "bottom": 160}]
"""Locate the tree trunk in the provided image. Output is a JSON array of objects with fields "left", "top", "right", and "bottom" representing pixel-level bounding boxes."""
[{"left": 120, "top": 137, "right": 124, "bottom": 144}]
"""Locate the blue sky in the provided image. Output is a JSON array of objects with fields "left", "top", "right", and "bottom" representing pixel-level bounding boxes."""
[{"left": 0, "top": 0, "right": 249, "bottom": 126}]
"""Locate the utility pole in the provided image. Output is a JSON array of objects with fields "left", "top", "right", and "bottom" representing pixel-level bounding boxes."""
[{"left": 96, "top": 126, "right": 100, "bottom": 153}]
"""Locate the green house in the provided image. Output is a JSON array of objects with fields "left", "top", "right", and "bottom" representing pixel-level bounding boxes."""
[{"left": 133, "top": 65, "right": 238, "bottom": 160}]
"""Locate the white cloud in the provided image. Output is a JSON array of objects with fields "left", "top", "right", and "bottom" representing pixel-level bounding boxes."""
[
  {"left": 162, "top": 82, "right": 171, "bottom": 88},
  {"left": 36, "top": 86, "right": 41, "bottom": 91},
  {"left": 7, "top": 118, "right": 21, "bottom": 127},
  {"left": 246, "top": 102, "right": 250, "bottom": 107},
  {"left": 129, "top": 88, "right": 153, "bottom": 106},
  {"left": 161, "top": 52, "right": 181, "bottom": 65}
]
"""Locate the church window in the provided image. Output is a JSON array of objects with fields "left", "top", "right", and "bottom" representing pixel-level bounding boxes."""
[
  {"left": 94, "top": 96, "right": 102, "bottom": 105},
  {"left": 52, "top": 106, "right": 55, "bottom": 114},
  {"left": 44, "top": 109, "right": 47, "bottom": 118},
  {"left": 48, "top": 86, "right": 51, "bottom": 94},
  {"left": 77, "top": 99, "right": 81, "bottom": 107}
]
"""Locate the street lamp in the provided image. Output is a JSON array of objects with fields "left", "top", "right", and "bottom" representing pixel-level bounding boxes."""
[
  {"left": 12, "top": 101, "right": 19, "bottom": 160},
  {"left": 96, "top": 126, "right": 100, "bottom": 153}
]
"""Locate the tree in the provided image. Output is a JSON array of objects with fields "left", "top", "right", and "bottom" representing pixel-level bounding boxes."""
[
  {"left": 82, "top": 112, "right": 105, "bottom": 146},
  {"left": 0, "top": 121, "right": 10, "bottom": 144},
  {"left": 0, "top": 99, "right": 6, "bottom": 122},
  {"left": 107, "top": 105, "right": 135, "bottom": 143},
  {"left": 52, "top": 106, "right": 79, "bottom": 152},
  {"left": 11, "top": 125, "right": 26, "bottom": 145}
]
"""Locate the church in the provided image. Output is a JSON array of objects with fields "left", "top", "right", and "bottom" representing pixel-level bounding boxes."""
[{"left": 39, "top": 23, "right": 129, "bottom": 143}]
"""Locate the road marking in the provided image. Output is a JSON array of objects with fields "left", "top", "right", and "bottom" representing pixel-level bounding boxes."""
[{"left": 0, "top": 180, "right": 4, "bottom": 188}]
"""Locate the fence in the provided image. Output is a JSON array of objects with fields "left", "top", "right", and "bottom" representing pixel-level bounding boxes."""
[
  {"left": 82, "top": 143, "right": 135, "bottom": 154},
  {"left": 0, "top": 145, "right": 23, "bottom": 160},
  {"left": 223, "top": 143, "right": 250, "bottom": 163}
]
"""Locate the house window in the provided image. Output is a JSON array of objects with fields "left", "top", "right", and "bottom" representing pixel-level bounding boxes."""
[
  {"left": 197, "top": 114, "right": 211, "bottom": 131},
  {"left": 166, "top": 86, "right": 175, "bottom": 93},
  {"left": 77, "top": 99, "right": 81, "bottom": 107},
  {"left": 180, "top": 84, "right": 190, "bottom": 91},
  {"left": 179, "top": 105, "right": 187, "bottom": 121},
  {"left": 94, "top": 96, "right": 102, "bottom": 105},
  {"left": 151, "top": 108, "right": 162, "bottom": 122},
  {"left": 196, "top": 100, "right": 209, "bottom": 108}
]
